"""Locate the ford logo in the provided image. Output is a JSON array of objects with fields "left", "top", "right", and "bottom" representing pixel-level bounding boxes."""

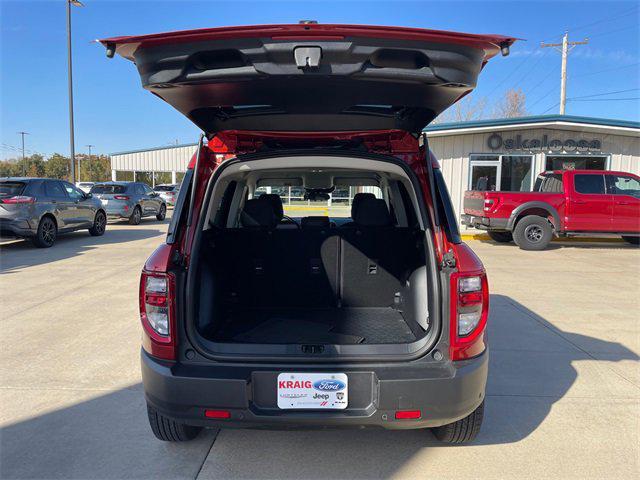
[{"left": 313, "top": 379, "right": 346, "bottom": 391}]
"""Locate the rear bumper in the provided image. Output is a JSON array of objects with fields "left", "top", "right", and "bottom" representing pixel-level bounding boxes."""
[
  {"left": 105, "top": 206, "right": 131, "bottom": 219},
  {"left": 461, "top": 214, "right": 509, "bottom": 231},
  {"left": 0, "top": 218, "right": 35, "bottom": 238},
  {"left": 141, "top": 349, "right": 488, "bottom": 430}
]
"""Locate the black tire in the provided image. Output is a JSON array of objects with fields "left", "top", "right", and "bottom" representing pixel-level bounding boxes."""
[
  {"left": 32, "top": 216, "right": 57, "bottom": 248},
  {"left": 433, "top": 401, "right": 484, "bottom": 444},
  {"left": 129, "top": 206, "right": 142, "bottom": 225},
  {"left": 147, "top": 404, "right": 202, "bottom": 442},
  {"left": 621, "top": 236, "right": 640, "bottom": 246},
  {"left": 512, "top": 215, "right": 553, "bottom": 251},
  {"left": 156, "top": 204, "right": 166, "bottom": 221},
  {"left": 487, "top": 231, "right": 513, "bottom": 243},
  {"left": 88, "top": 211, "right": 107, "bottom": 236}
]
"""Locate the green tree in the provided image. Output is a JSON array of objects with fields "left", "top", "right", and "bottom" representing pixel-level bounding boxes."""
[
  {"left": 0, "top": 159, "right": 22, "bottom": 177},
  {"left": 44, "top": 154, "right": 71, "bottom": 180}
]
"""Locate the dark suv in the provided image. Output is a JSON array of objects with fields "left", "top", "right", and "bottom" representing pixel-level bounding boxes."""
[
  {"left": 102, "top": 23, "right": 514, "bottom": 444},
  {"left": 0, "top": 178, "right": 107, "bottom": 247}
]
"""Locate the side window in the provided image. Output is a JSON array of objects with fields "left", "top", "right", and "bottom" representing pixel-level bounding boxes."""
[
  {"left": 62, "top": 182, "right": 84, "bottom": 200},
  {"left": 44, "top": 181, "right": 68, "bottom": 199},
  {"left": 135, "top": 184, "right": 146, "bottom": 196},
  {"left": 607, "top": 175, "right": 640, "bottom": 198},
  {"left": 574, "top": 174, "right": 605, "bottom": 195},
  {"left": 143, "top": 184, "right": 154, "bottom": 195}
]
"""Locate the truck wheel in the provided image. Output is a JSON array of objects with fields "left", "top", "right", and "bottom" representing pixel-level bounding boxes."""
[
  {"left": 433, "top": 400, "right": 484, "bottom": 444},
  {"left": 129, "top": 206, "right": 142, "bottom": 225},
  {"left": 513, "top": 216, "right": 553, "bottom": 251},
  {"left": 32, "top": 216, "right": 57, "bottom": 248},
  {"left": 621, "top": 236, "right": 640, "bottom": 246},
  {"left": 487, "top": 231, "right": 513, "bottom": 243},
  {"left": 147, "top": 405, "right": 202, "bottom": 442}
]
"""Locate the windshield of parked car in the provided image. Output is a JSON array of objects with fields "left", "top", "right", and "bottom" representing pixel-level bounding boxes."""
[
  {"left": 154, "top": 185, "right": 176, "bottom": 192},
  {"left": 90, "top": 184, "right": 127, "bottom": 194},
  {"left": 0, "top": 181, "right": 26, "bottom": 197}
]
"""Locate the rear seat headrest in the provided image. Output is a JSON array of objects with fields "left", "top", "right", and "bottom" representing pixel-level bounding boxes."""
[
  {"left": 240, "top": 199, "right": 277, "bottom": 228},
  {"left": 259, "top": 194, "right": 284, "bottom": 221},
  {"left": 354, "top": 197, "right": 392, "bottom": 227},
  {"left": 351, "top": 192, "right": 376, "bottom": 220}
]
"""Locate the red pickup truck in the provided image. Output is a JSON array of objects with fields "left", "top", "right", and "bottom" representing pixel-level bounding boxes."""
[{"left": 462, "top": 170, "right": 640, "bottom": 250}]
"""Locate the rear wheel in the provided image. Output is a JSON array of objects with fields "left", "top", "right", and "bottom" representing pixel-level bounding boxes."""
[
  {"left": 156, "top": 204, "right": 166, "bottom": 221},
  {"left": 129, "top": 206, "right": 142, "bottom": 225},
  {"left": 621, "top": 236, "right": 640, "bottom": 246},
  {"left": 32, "top": 216, "right": 57, "bottom": 248},
  {"left": 89, "top": 211, "right": 106, "bottom": 236},
  {"left": 487, "top": 231, "right": 513, "bottom": 243},
  {"left": 433, "top": 401, "right": 484, "bottom": 444},
  {"left": 147, "top": 404, "right": 202, "bottom": 442},
  {"left": 513, "top": 215, "right": 553, "bottom": 251}
]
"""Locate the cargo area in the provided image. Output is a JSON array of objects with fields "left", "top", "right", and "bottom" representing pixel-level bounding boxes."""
[{"left": 188, "top": 155, "right": 436, "bottom": 355}]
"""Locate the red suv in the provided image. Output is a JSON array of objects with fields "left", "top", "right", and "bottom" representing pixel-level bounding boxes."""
[{"left": 102, "top": 24, "right": 514, "bottom": 444}]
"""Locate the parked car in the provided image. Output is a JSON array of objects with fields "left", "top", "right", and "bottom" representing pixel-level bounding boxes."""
[
  {"left": 90, "top": 182, "right": 166, "bottom": 225},
  {"left": 101, "top": 23, "right": 516, "bottom": 444},
  {"left": 0, "top": 177, "right": 106, "bottom": 247},
  {"left": 76, "top": 182, "right": 95, "bottom": 194},
  {"left": 153, "top": 184, "right": 180, "bottom": 206},
  {"left": 463, "top": 170, "right": 640, "bottom": 250}
]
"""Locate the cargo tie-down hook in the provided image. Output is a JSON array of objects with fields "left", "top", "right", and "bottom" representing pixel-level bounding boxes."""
[{"left": 294, "top": 47, "right": 322, "bottom": 69}]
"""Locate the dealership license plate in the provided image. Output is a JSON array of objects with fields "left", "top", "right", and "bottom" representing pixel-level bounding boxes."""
[{"left": 277, "top": 373, "right": 348, "bottom": 410}]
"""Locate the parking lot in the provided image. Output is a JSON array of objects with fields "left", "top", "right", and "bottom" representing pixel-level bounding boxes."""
[{"left": 1, "top": 216, "right": 638, "bottom": 480}]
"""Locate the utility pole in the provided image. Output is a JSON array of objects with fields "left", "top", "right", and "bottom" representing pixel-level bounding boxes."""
[
  {"left": 83, "top": 144, "right": 94, "bottom": 183},
  {"left": 67, "top": 0, "right": 84, "bottom": 183},
  {"left": 541, "top": 32, "right": 589, "bottom": 114},
  {"left": 17, "top": 131, "right": 29, "bottom": 176}
]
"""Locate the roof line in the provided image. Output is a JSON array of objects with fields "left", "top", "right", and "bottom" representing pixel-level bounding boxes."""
[
  {"left": 110, "top": 143, "right": 198, "bottom": 156},
  {"left": 424, "top": 114, "right": 640, "bottom": 132}
]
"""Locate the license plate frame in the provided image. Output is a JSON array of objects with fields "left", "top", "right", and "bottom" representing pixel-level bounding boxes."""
[{"left": 277, "top": 373, "right": 348, "bottom": 410}]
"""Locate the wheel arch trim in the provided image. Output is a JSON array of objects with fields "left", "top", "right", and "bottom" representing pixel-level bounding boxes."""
[{"left": 507, "top": 202, "right": 560, "bottom": 231}]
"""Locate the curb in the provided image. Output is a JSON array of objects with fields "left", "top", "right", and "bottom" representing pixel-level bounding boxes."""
[{"left": 460, "top": 233, "right": 624, "bottom": 243}]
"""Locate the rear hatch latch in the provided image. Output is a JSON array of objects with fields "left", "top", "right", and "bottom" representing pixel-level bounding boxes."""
[{"left": 294, "top": 47, "right": 322, "bottom": 69}]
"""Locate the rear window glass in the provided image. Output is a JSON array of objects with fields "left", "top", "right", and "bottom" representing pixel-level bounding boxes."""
[
  {"left": 574, "top": 175, "right": 604, "bottom": 194},
  {"left": 537, "top": 174, "right": 564, "bottom": 193},
  {"left": 154, "top": 185, "right": 176, "bottom": 192},
  {"left": 254, "top": 185, "right": 382, "bottom": 218},
  {"left": 0, "top": 181, "right": 26, "bottom": 198},
  {"left": 90, "top": 184, "right": 127, "bottom": 194}
]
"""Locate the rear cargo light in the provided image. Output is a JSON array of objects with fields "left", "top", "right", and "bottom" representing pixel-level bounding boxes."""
[
  {"left": 1, "top": 195, "right": 35, "bottom": 204},
  {"left": 204, "top": 409, "right": 231, "bottom": 419},
  {"left": 450, "top": 272, "right": 489, "bottom": 361},
  {"left": 139, "top": 271, "right": 176, "bottom": 360},
  {"left": 114, "top": 195, "right": 130, "bottom": 200},
  {"left": 395, "top": 410, "right": 421, "bottom": 419}
]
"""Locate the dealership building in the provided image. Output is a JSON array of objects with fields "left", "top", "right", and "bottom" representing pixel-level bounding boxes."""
[{"left": 110, "top": 114, "right": 640, "bottom": 227}]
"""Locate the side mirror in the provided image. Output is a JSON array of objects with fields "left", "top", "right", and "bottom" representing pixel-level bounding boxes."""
[{"left": 84, "top": 192, "right": 93, "bottom": 199}]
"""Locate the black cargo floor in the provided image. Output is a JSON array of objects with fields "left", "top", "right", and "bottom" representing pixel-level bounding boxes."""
[{"left": 212, "top": 307, "right": 417, "bottom": 345}]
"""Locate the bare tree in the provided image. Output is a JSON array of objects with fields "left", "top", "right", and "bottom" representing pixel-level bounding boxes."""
[
  {"left": 432, "top": 94, "right": 487, "bottom": 124},
  {"left": 494, "top": 88, "right": 528, "bottom": 118}
]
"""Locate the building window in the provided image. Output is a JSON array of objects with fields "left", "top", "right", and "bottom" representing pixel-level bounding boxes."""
[
  {"left": 469, "top": 154, "right": 534, "bottom": 192},
  {"left": 545, "top": 155, "right": 608, "bottom": 171}
]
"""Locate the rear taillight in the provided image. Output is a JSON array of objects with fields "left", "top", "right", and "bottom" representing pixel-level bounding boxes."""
[
  {"left": 483, "top": 198, "right": 495, "bottom": 212},
  {"left": 139, "top": 271, "right": 176, "bottom": 360},
  {"left": 450, "top": 272, "right": 489, "bottom": 361},
  {"left": 114, "top": 195, "right": 130, "bottom": 200},
  {"left": 1, "top": 195, "right": 35, "bottom": 204}
]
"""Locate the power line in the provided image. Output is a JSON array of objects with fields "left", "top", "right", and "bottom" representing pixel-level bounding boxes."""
[
  {"left": 569, "top": 97, "right": 640, "bottom": 102},
  {"left": 568, "top": 88, "right": 639, "bottom": 100},
  {"left": 587, "top": 24, "right": 638, "bottom": 39},
  {"left": 571, "top": 62, "right": 640, "bottom": 79},
  {"left": 561, "top": 5, "right": 639, "bottom": 34}
]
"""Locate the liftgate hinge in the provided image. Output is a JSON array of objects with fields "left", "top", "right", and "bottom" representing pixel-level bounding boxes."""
[{"left": 441, "top": 249, "right": 456, "bottom": 269}]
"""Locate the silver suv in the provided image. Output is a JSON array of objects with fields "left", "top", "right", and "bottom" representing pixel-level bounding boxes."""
[
  {"left": 0, "top": 177, "right": 107, "bottom": 247},
  {"left": 90, "top": 182, "right": 166, "bottom": 225}
]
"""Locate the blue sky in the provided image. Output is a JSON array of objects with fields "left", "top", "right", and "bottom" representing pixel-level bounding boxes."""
[{"left": 1, "top": 0, "right": 639, "bottom": 159}]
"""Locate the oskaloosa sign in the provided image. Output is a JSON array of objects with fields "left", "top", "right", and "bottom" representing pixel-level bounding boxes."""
[{"left": 487, "top": 133, "right": 602, "bottom": 152}]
